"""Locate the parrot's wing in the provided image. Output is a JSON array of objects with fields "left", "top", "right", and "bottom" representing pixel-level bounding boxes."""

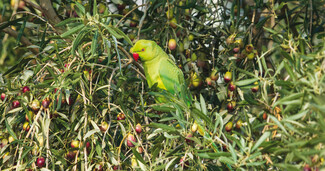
[{"left": 158, "top": 58, "right": 184, "bottom": 94}]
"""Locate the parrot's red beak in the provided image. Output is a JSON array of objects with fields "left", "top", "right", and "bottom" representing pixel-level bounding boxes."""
[{"left": 133, "top": 53, "right": 139, "bottom": 61}]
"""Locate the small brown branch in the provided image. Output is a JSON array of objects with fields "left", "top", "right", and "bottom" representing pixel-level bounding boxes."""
[
  {"left": 23, "top": 0, "right": 42, "bottom": 11},
  {"left": 115, "top": 4, "right": 146, "bottom": 28},
  {"left": 137, "top": 2, "right": 150, "bottom": 40},
  {"left": 2, "top": 27, "right": 39, "bottom": 55},
  {"left": 39, "top": 0, "right": 61, "bottom": 26}
]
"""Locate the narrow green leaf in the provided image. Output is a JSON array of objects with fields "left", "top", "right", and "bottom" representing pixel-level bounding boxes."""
[
  {"left": 235, "top": 78, "right": 259, "bottom": 86},
  {"left": 218, "top": 156, "right": 235, "bottom": 165},
  {"left": 132, "top": 148, "right": 146, "bottom": 165},
  {"left": 285, "top": 110, "right": 308, "bottom": 121},
  {"left": 72, "top": 28, "right": 90, "bottom": 54},
  {"left": 84, "top": 129, "right": 100, "bottom": 140},
  {"left": 61, "top": 24, "right": 84, "bottom": 38},
  {"left": 191, "top": 108, "right": 212, "bottom": 126},
  {"left": 197, "top": 152, "right": 231, "bottom": 159},
  {"left": 228, "top": 144, "right": 237, "bottom": 163},
  {"left": 17, "top": 17, "right": 27, "bottom": 45},
  {"left": 283, "top": 61, "right": 296, "bottom": 81},
  {"left": 252, "top": 131, "right": 270, "bottom": 151},
  {"left": 274, "top": 92, "right": 304, "bottom": 106},
  {"left": 93, "top": 0, "right": 97, "bottom": 15},
  {"left": 148, "top": 123, "right": 176, "bottom": 132},
  {"left": 91, "top": 30, "right": 99, "bottom": 57},
  {"left": 165, "top": 157, "right": 178, "bottom": 170},
  {"left": 200, "top": 94, "right": 207, "bottom": 115},
  {"left": 75, "top": 2, "right": 85, "bottom": 14},
  {"left": 55, "top": 18, "right": 81, "bottom": 27},
  {"left": 5, "top": 119, "right": 18, "bottom": 140},
  {"left": 111, "top": 27, "right": 133, "bottom": 45},
  {"left": 100, "top": 23, "right": 123, "bottom": 39},
  {"left": 269, "top": 115, "right": 288, "bottom": 135}
]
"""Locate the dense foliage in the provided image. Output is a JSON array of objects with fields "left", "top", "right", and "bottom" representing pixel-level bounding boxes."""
[{"left": 0, "top": 0, "right": 324, "bottom": 170}]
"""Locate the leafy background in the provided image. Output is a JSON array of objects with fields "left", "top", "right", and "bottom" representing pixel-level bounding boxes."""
[{"left": 0, "top": 0, "right": 324, "bottom": 170}]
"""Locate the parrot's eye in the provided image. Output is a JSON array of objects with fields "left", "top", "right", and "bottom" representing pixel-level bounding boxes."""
[{"left": 141, "top": 48, "right": 145, "bottom": 51}]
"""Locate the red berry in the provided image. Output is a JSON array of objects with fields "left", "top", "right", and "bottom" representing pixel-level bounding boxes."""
[
  {"left": 225, "top": 122, "right": 233, "bottom": 132},
  {"left": 179, "top": 157, "right": 189, "bottom": 169},
  {"left": 100, "top": 121, "right": 109, "bottom": 132},
  {"left": 86, "top": 141, "right": 90, "bottom": 149},
  {"left": 68, "top": 96, "right": 73, "bottom": 106},
  {"left": 228, "top": 82, "right": 236, "bottom": 91},
  {"left": 251, "top": 82, "right": 259, "bottom": 93},
  {"left": 23, "top": 122, "right": 30, "bottom": 132},
  {"left": 30, "top": 99, "right": 40, "bottom": 112},
  {"left": 42, "top": 99, "right": 50, "bottom": 109},
  {"left": 71, "top": 140, "right": 80, "bottom": 148},
  {"left": 138, "top": 146, "right": 143, "bottom": 154},
  {"left": 168, "top": 39, "right": 177, "bottom": 50},
  {"left": 303, "top": 164, "right": 311, "bottom": 171},
  {"left": 227, "top": 101, "right": 236, "bottom": 112},
  {"left": 1, "top": 93, "right": 5, "bottom": 101},
  {"left": 233, "top": 47, "right": 240, "bottom": 53},
  {"left": 25, "top": 111, "right": 34, "bottom": 122},
  {"left": 36, "top": 157, "right": 45, "bottom": 168},
  {"left": 117, "top": 3, "right": 126, "bottom": 11},
  {"left": 130, "top": 21, "right": 137, "bottom": 27},
  {"left": 12, "top": 100, "right": 20, "bottom": 108},
  {"left": 126, "top": 134, "right": 136, "bottom": 147},
  {"left": 236, "top": 120, "right": 243, "bottom": 129},
  {"left": 66, "top": 151, "right": 76, "bottom": 160},
  {"left": 135, "top": 124, "right": 142, "bottom": 134},
  {"left": 22, "top": 86, "right": 30, "bottom": 93},
  {"left": 263, "top": 113, "right": 267, "bottom": 120},
  {"left": 185, "top": 134, "right": 194, "bottom": 144},
  {"left": 117, "top": 113, "right": 125, "bottom": 120}
]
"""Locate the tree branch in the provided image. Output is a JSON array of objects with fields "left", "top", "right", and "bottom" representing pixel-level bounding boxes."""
[
  {"left": 39, "top": 0, "right": 61, "bottom": 26},
  {"left": 2, "top": 27, "right": 39, "bottom": 55}
]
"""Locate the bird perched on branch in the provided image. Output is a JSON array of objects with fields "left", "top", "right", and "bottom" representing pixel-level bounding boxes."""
[{"left": 130, "top": 40, "right": 190, "bottom": 104}]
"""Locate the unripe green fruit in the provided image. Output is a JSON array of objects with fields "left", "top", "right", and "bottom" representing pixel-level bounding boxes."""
[
  {"left": 188, "top": 34, "right": 194, "bottom": 41},
  {"left": 191, "top": 122, "right": 198, "bottom": 133},
  {"left": 166, "top": 9, "right": 173, "bottom": 19},
  {"left": 226, "top": 34, "right": 236, "bottom": 45},
  {"left": 210, "top": 69, "right": 219, "bottom": 81},
  {"left": 178, "top": 42, "right": 184, "bottom": 52},
  {"left": 169, "top": 18, "right": 177, "bottom": 29},
  {"left": 191, "top": 53, "right": 197, "bottom": 61},
  {"left": 247, "top": 53, "right": 255, "bottom": 60}
]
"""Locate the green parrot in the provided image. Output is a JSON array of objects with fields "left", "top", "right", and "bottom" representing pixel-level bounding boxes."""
[{"left": 130, "top": 39, "right": 185, "bottom": 95}]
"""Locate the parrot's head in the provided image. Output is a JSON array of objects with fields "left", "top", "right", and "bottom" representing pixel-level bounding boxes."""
[{"left": 130, "top": 40, "right": 157, "bottom": 62}]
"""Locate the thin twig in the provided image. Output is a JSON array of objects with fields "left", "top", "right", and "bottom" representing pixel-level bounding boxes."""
[
  {"left": 23, "top": 0, "right": 42, "bottom": 11},
  {"left": 115, "top": 4, "right": 146, "bottom": 28},
  {"left": 137, "top": 2, "right": 150, "bottom": 39}
]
